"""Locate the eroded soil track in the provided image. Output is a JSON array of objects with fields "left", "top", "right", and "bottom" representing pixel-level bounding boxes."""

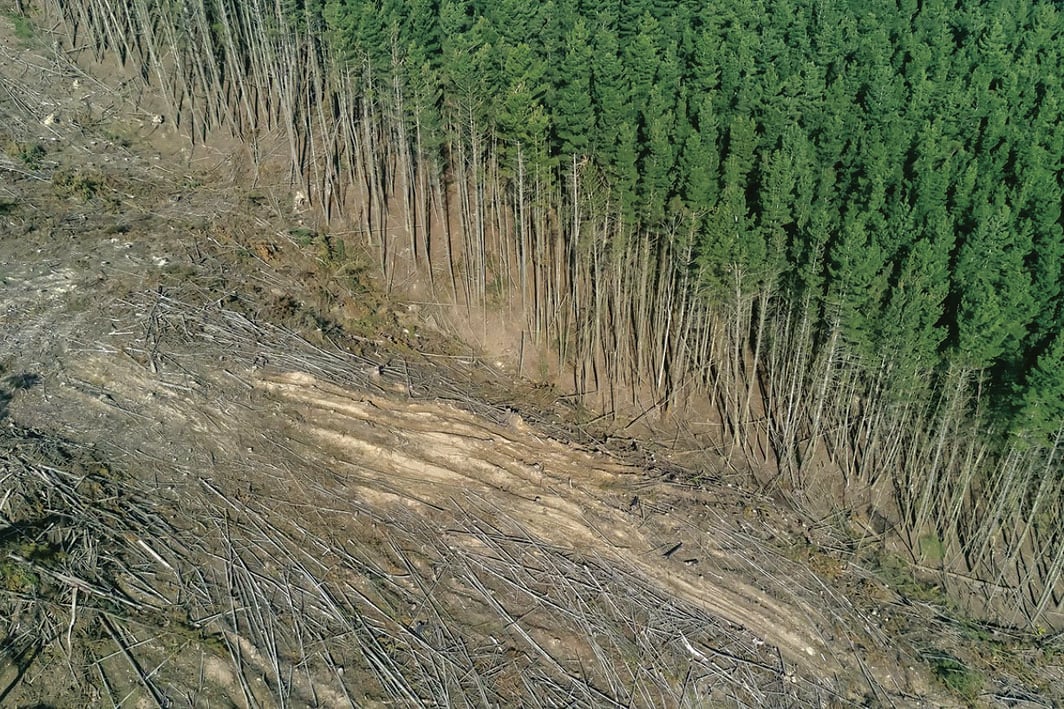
[
  {"left": 4, "top": 281, "right": 880, "bottom": 706},
  {"left": 1, "top": 11, "right": 1060, "bottom": 708}
]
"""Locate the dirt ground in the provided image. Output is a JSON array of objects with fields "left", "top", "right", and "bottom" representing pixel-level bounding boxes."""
[{"left": 0, "top": 9, "right": 1061, "bottom": 708}]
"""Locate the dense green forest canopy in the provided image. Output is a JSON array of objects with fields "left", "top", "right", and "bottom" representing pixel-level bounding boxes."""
[{"left": 317, "top": 0, "right": 1063, "bottom": 443}]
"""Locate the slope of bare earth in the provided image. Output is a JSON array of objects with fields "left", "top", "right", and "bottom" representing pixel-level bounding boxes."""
[{"left": 0, "top": 9, "right": 1061, "bottom": 708}]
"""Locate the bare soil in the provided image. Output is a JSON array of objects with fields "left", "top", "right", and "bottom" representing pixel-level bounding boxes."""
[{"left": 0, "top": 10, "right": 1061, "bottom": 708}]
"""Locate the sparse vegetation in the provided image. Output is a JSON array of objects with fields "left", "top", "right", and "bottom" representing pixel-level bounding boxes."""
[
  {"left": 873, "top": 550, "right": 947, "bottom": 604},
  {"left": 3, "top": 137, "right": 46, "bottom": 169},
  {"left": 101, "top": 128, "right": 131, "bottom": 148},
  {"left": 8, "top": 12, "right": 34, "bottom": 44},
  {"left": 924, "top": 650, "right": 984, "bottom": 701},
  {"left": 0, "top": 556, "right": 39, "bottom": 593},
  {"left": 17, "top": 143, "right": 44, "bottom": 169},
  {"left": 918, "top": 534, "right": 946, "bottom": 564},
  {"left": 51, "top": 167, "right": 102, "bottom": 201},
  {"left": 286, "top": 225, "right": 318, "bottom": 247}
]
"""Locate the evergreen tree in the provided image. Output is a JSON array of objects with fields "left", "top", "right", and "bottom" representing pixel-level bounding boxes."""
[
  {"left": 880, "top": 229, "right": 952, "bottom": 389},
  {"left": 678, "top": 95, "right": 719, "bottom": 213},
  {"left": 1016, "top": 331, "right": 1064, "bottom": 446},
  {"left": 828, "top": 214, "right": 889, "bottom": 361},
  {"left": 639, "top": 82, "right": 676, "bottom": 224},
  {"left": 496, "top": 42, "right": 550, "bottom": 168},
  {"left": 590, "top": 26, "right": 637, "bottom": 213},
  {"left": 553, "top": 17, "right": 594, "bottom": 158},
  {"left": 952, "top": 198, "right": 1036, "bottom": 372}
]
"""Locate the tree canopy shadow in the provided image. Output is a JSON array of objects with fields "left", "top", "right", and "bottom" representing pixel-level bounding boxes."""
[{"left": 0, "top": 372, "right": 39, "bottom": 420}]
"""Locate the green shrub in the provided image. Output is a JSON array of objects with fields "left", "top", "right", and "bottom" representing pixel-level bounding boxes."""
[
  {"left": 918, "top": 534, "right": 945, "bottom": 563},
  {"left": 18, "top": 143, "right": 45, "bottom": 169},
  {"left": 53, "top": 168, "right": 103, "bottom": 201},
  {"left": 11, "top": 14, "right": 35, "bottom": 44},
  {"left": 925, "top": 651, "right": 982, "bottom": 700}
]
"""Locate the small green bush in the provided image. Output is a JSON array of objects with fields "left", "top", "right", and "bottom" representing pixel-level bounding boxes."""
[
  {"left": 11, "top": 14, "right": 35, "bottom": 43},
  {"left": 287, "top": 226, "right": 318, "bottom": 246},
  {"left": 918, "top": 534, "right": 945, "bottom": 563},
  {"left": 19, "top": 143, "right": 46, "bottom": 169},
  {"left": 0, "top": 559, "right": 39, "bottom": 592},
  {"left": 53, "top": 168, "right": 102, "bottom": 201},
  {"left": 2, "top": 138, "right": 45, "bottom": 169},
  {"left": 925, "top": 651, "right": 982, "bottom": 700}
]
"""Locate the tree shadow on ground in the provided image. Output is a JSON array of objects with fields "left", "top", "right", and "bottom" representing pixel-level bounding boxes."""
[{"left": 0, "top": 372, "right": 39, "bottom": 420}]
